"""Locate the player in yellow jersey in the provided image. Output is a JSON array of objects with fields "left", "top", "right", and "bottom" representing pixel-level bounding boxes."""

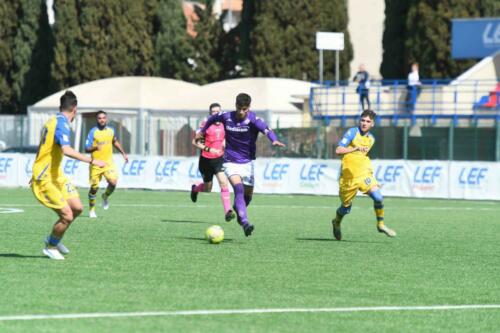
[
  {"left": 31, "top": 91, "right": 106, "bottom": 260},
  {"left": 85, "top": 110, "right": 128, "bottom": 218},
  {"left": 332, "top": 109, "right": 396, "bottom": 240}
]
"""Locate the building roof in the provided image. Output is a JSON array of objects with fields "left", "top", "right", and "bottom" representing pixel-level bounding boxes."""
[{"left": 32, "top": 76, "right": 313, "bottom": 114}]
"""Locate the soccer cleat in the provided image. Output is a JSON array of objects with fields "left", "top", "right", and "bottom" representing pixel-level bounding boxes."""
[
  {"left": 102, "top": 194, "right": 109, "bottom": 210},
  {"left": 43, "top": 247, "right": 65, "bottom": 260},
  {"left": 45, "top": 237, "right": 70, "bottom": 255},
  {"left": 243, "top": 223, "right": 254, "bottom": 237},
  {"left": 225, "top": 210, "right": 236, "bottom": 222},
  {"left": 190, "top": 185, "right": 198, "bottom": 203},
  {"left": 332, "top": 219, "right": 342, "bottom": 241},
  {"left": 89, "top": 210, "right": 97, "bottom": 218},
  {"left": 377, "top": 225, "right": 397, "bottom": 237}
]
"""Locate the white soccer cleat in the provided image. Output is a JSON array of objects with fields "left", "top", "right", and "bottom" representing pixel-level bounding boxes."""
[
  {"left": 102, "top": 194, "right": 109, "bottom": 210},
  {"left": 89, "top": 210, "right": 97, "bottom": 218},
  {"left": 377, "top": 225, "right": 397, "bottom": 237},
  {"left": 43, "top": 247, "right": 65, "bottom": 260},
  {"left": 45, "top": 238, "right": 70, "bottom": 255}
]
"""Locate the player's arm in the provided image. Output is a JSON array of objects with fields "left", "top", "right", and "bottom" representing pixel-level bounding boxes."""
[
  {"left": 194, "top": 113, "right": 223, "bottom": 141},
  {"left": 254, "top": 117, "right": 286, "bottom": 147},
  {"left": 84, "top": 129, "right": 98, "bottom": 153},
  {"left": 335, "top": 128, "right": 366, "bottom": 155},
  {"left": 113, "top": 137, "right": 128, "bottom": 163},
  {"left": 61, "top": 145, "right": 106, "bottom": 167},
  {"left": 57, "top": 124, "right": 105, "bottom": 167}
]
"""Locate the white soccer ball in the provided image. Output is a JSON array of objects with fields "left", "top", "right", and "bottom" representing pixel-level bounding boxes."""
[{"left": 205, "top": 225, "right": 224, "bottom": 244}]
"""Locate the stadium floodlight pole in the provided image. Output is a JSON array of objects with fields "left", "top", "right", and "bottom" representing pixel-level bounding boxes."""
[
  {"left": 336, "top": 50, "right": 339, "bottom": 87},
  {"left": 319, "top": 49, "right": 324, "bottom": 85}
]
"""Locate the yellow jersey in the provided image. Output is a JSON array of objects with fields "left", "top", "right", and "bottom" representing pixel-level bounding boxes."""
[
  {"left": 32, "top": 114, "right": 72, "bottom": 181},
  {"left": 85, "top": 126, "right": 116, "bottom": 164},
  {"left": 338, "top": 127, "right": 375, "bottom": 179}
]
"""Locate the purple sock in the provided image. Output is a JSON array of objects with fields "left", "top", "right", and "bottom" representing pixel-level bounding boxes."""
[{"left": 233, "top": 183, "right": 248, "bottom": 225}]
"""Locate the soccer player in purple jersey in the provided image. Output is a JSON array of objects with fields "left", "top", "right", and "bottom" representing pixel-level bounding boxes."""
[{"left": 195, "top": 93, "right": 285, "bottom": 237}]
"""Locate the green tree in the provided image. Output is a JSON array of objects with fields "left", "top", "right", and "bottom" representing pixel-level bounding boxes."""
[
  {"left": 241, "top": 0, "right": 353, "bottom": 81},
  {"left": 0, "top": 1, "right": 18, "bottom": 112},
  {"left": 153, "top": 0, "right": 195, "bottom": 81},
  {"left": 52, "top": 0, "right": 155, "bottom": 89},
  {"left": 381, "top": 0, "right": 498, "bottom": 79},
  {"left": 380, "top": 0, "right": 410, "bottom": 79},
  {"left": 189, "top": 1, "right": 223, "bottom": 84}
]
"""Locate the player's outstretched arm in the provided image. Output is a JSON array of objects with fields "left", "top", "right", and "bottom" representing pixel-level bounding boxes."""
[
  {"left": 61, "top": 145, "right": 106, "bottom": 168},
  {"left": 113, "top": 139, "right": 128, "bottom": 163}
]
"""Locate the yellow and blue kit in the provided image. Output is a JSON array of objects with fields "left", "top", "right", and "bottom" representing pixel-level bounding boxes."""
[
  {"left": 85, "top": 126, "right": 118, "bottom": 187},
  {"left": 338, "top": 127, "right": 378, "bottom": 206},
  {"left": 31, "top": 113, "right": 78, "bottom": 209}
]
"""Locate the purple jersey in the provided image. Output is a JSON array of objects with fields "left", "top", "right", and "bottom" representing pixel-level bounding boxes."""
[{"left": 200, "top": 111, "right": 278, "bottom": 163}]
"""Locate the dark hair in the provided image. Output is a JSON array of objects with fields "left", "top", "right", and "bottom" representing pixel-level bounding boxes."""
[
  {"left": 59, "top": 91, "right": 77, "bottom": 112},
  {"left": 360, "top": 109, "right": 376, "bottom": 120},
  {"left": 236, "top": 93, "right": 251, "bottom": 109},
  {"left": 96, "top": 110, "right": 107, "bottom": 118},
  {"left": 209, "top": 103, "right": 221, "bottom": 112}
]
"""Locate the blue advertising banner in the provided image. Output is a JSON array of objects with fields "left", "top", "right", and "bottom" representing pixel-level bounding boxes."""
[{"left": 452, "top": 18, "right": 500, "bottom": 59}]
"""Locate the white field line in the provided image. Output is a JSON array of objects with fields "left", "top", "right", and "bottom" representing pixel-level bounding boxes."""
[
  {"left": 1, "top": 304, "right": 500, "bottom": 322},
  {"left": 0, "top": 208, "right": 23, "bottom": 214},
  {"left": 0, "top": 203, "right": 498, "bottom": 211}
]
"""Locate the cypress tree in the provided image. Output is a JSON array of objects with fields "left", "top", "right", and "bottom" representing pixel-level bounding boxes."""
[
  {"left": 0, "top": 1, "right": 18, "bottom": 113},
  {"left": 189, "top": 1, "right": 223, "bottom": 84},
  {"left": 242, "top": 0, "right": 353, "bottom": 81},
  {"left": 381, "top": 0, "right": 498, "bottom": 79},
  {"left": 153, "top": 0, "right": 195, "bottom": 81}
]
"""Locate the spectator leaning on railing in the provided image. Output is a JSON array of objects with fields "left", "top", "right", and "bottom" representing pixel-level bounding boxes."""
[
  {"left": 353, "top": 64, "right": 370, "bottom": 111},
  {"left": 406, "top": 62, "right": 421, "bottom": 112}
]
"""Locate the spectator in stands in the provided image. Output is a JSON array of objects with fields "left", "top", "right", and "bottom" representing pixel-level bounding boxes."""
[
  {"left": 406, "top": 62, "right": 421, "bottom": 112},
  {"left": 353, "top": 64, "right": 370, "bottom": 111}
]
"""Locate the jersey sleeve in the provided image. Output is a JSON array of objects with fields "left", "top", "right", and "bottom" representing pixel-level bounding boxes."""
[
  {"left": 85, "top": 128, "right": 96, "bottom": 149},
  {"left": 338, "top": 127, "right": 358, "bottom": 147},
  {"left": 253, "top": 116, "right": 278, "bottom": 142},
  {"left": 199, "top": 113, "right": 223, "bottom": 134},
  {"left": 54, "top": 119, "right": 71, "bottom": 147}
]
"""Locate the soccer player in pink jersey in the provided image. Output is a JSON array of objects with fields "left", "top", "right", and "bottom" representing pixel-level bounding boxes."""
[{"left": 191, "top": 103, "right": 236, "bottom": 222}]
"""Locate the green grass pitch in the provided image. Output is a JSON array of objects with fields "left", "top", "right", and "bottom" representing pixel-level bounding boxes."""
[{"left": 1, "top": 188, "right": 499, "bottom": 332}]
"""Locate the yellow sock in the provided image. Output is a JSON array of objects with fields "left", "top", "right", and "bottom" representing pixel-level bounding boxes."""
[
  {"left": 89, "top": 193, "right": 97, "bottom": 210},
  {"left": 374, "top": 203, "right": 384, "bottom": 227}
]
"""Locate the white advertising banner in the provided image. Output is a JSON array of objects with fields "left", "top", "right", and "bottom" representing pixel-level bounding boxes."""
[{"left": 1, "top": 154, "right": 499, "bottom": 201}]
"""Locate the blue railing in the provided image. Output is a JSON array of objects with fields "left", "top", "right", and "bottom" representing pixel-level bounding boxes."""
[{"left": 309, "top": 79, "right": 500, "bottom": 126}]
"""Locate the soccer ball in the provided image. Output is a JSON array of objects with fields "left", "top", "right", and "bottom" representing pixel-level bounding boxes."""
[{"left": 205, "top": 225, "right": 224, "bottom": 244}]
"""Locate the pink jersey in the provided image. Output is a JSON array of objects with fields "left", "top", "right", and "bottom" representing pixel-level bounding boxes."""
[{"left": 199, "top": 119, "right": 224, "bottom": 159}]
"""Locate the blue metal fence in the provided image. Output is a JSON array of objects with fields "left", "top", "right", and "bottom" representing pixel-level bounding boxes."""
[{"left": 310, "top": 79, "right": 500, "bottom": 126}]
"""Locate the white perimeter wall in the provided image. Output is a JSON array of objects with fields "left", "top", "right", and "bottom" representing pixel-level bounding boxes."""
[{"left": 1, "top": 154, "right": 499, "bottom": 201}]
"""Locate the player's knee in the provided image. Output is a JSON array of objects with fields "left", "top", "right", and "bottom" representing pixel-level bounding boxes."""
[
  {"left": 369, "top": 189, "right": 383, "bottom": 204},
  {"left": 72, "top": 203, "right": 83, "bottom": 218},
  {"left": 59, "top": 207, "right": 74, "bottom": 223},
  {"left": 337, "top": 205, "right": 352, "bottom": 216}
]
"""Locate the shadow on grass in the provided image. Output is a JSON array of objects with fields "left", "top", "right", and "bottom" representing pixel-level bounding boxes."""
[
  {"left": 161, "top": 219, "right": 210, "bottom": 224},
  {"left": 175, "top": 236, "right": 235, "bottom": 243},
  {"left": 296, "top": 237, "right": 387, "bottom": 244},
  {"left": 0, "top": 253, "right": 46, "bottom": 259}
]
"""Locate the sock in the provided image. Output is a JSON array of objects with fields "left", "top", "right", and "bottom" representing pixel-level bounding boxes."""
[
  {"left": 334, "top": 205, "right": 351, "bottom": 224},
  {"left": 47, "top": 235, "right": 61, "bottom": 247},
  {"left": 103, "top": 184, "right": 116, "bottom": 198},
  {"left": 89, "top": 192, "right": 97, "bottom": 210},
  {"left": 374, "top": 202, "right": 385, "bottom": 227},
  {"left": 244, "top": 193, "right": 252, "bottom": 207},
  {"left": 193, "top": 183, "right": 205, "bottom": 193},
  {"left": 220, "top": 187, "right": 231, "bottom": 213},
  {"left": 233, "top": 183, "right": 248, "bottom": 225}
]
